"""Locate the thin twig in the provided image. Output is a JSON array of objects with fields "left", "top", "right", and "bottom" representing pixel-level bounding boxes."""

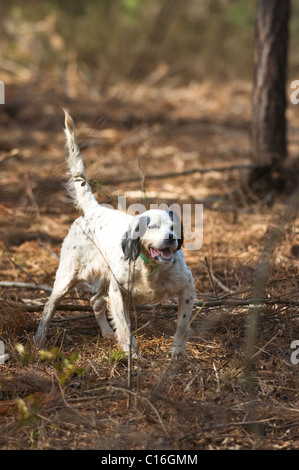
[
  {"left": 10, "top": 260, "right": 38, "bottom": 285},
  {"left": 109, "top": 386, "right": 168, "bottom": 435},
  {"left": 212, "top": 361, "right": 221, "bottom": 393},
  {"left": 211, "top": 274, "right": 236, "bottom": 294},
  {"left": 99, "top": 163, "right": 264, "bottom": 186},
  {"left": 204, "top": 257, "right": 218, "bottom": 297},
  {"left": 184, "top": 365, "right": 202, "bottom": 392},
  {"left": 251, "top": 331, "right": 280, "bottom": 360},
  {"left": 38, "top": 242, "right": 60, "bottom": 260},
  {"left": 87, "top": 359, "right": 100, "bottom": 377}
]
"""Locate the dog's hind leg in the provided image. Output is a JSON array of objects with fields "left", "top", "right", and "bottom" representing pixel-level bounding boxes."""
[
  {"left": 90, "top": 293, "right": 114, "bottom": 338},
  {"left": 35, "top": 268, "right": 77, "bottom": 346}
]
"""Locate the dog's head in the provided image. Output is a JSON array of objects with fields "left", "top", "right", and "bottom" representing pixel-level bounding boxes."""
[{"left": 121, "top": 209, "right": 184, "bottom": 263}]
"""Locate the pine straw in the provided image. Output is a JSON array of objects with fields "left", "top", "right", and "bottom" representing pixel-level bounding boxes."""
[
  {"left": 0, "top": 301, "right": 35, "bottom": 340},
  {"left": 1, "top": 190, "right": 299, "bottom": 450},
  {"left": 1, "top": 296, "right": 299, "bottom": 449},
  {"left": 1, "top": 80, "right": 299, "bottom": 450}
]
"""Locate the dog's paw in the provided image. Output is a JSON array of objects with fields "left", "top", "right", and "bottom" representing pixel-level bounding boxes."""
[
  {"left": 170, "top": 345, "right": 185, "bottom": 357},
  {"left": 34, "top": 331, "right": 46, "bottom": 347},
  {"left": 101, "top": 330, "right": 115, "bottom": 340},
  {"left": 120, "top": 336, "right": 138, "bottom": 359},
  {"left": 122, "top": 348, "right": 139, "bottom": 360}
]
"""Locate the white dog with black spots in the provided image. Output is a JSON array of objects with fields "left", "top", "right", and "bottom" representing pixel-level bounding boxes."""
[{"left": 35, "top": 110, "right": 196, "bottom": 357}]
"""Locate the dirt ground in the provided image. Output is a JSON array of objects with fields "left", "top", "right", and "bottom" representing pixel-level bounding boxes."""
[{"left": 1, "top": 74, "right": 299, "bottom": 450}]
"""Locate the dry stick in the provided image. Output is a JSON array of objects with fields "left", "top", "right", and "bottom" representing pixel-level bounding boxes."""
[
  {"left": 38, "top": 242, "right": 60, "bottom": 260},
  {"left": 4, "top": 296, "right": 299, "bottom": 315},
  {"left": 87, "top": 359, "right": 100, "bottom": 377},
  {"left": 0, "top": 281, "right": 53, "bottom": 293},
  {"left": 99, "top": 163, "right": 264, "bottom": 186},
  {"left": 212, "top": 361, "right": 221, "bottom": 393},
  {"left": 212, "top": 273, "right": 236, "bottom": 294},
  {"left": 204, "top": 256, "right": 218, "bottom": 297},
  {"left": 11, "top": 260, "right": 38, "bottom": 286}
]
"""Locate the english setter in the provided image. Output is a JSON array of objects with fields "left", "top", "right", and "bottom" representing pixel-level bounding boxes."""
[{"left": 35, "top": 110, "right": 196, "bottom": 356}]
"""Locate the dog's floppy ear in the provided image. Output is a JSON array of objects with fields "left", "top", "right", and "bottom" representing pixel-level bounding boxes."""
[
  {"left": 177, "top": 223, "right": 184, "bottom": 251},
  {"left": 169, "top": 210, "right": 184, "bottom": 251},
  {"left": 121, "top": 232, "right": 141, "bottom": 261},
  {"left": 121, "top": 216, "right": 149, "bottom": 261}
]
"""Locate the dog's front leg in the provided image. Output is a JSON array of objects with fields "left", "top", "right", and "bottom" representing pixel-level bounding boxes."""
[
  {"left": 171, "top": 288, "right": 195, "bottom": 357},
  {"left": 108, "top": 279, "right": 138, "bottom": 357}
]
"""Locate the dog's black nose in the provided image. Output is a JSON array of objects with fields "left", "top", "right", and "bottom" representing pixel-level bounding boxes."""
[{"left": 168, "top": 233, "right": 178, "bottom": 245}]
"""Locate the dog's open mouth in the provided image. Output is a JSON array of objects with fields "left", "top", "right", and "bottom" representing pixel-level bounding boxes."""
[{"left": 149, "top": 247, "right": 173, "bottom": 263}]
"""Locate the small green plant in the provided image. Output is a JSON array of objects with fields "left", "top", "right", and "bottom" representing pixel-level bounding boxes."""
[
  {"left": 15, "top": 398, "right": 33, "bottom": 422},
  {"left": 14, "top": 396, "right": 43, "bottom": 427},
  {"left": 39, "top": 347, "right": 84, "bottom": 386},
  {"left": 15, "top": 342, "right": 34, "bottom": 365},
  {"left": 29, "top": 428, "right": 41, "bottom": 450},
  {"left": 109, "top": 349, "right": 126, "bottom": 363}
]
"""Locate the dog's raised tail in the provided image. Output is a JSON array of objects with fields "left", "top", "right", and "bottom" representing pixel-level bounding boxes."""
[{"left": 64, "top": 109, "right": 98, "bottom": 214}]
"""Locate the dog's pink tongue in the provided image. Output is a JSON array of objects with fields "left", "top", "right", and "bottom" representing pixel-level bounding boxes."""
[{"left": 150, "top": 248, "right": 172, "bottom": 259}]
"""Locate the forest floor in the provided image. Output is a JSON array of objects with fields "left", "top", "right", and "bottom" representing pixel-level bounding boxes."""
[{"left": 0, "top": 73, "right": 299, "bottom": 450}]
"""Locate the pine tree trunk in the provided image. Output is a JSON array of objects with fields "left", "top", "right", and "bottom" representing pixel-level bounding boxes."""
[{"left": 250, "top": 0, "right": 290, "bottom": 191}]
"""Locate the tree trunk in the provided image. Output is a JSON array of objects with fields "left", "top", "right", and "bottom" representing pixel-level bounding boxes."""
[{"left": 250, "top": 0, "right": 290, "bottom": 191}]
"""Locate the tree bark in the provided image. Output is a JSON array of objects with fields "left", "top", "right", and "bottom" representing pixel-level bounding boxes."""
[{"left": 250, "top": 0, "right": 290, "bottom": 190}]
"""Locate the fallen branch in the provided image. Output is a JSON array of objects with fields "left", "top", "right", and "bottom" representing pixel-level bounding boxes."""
[
  {"left": 0, "top": 282, "right": 52, "bottom": 293},
  {"left": 99, "top": 162, "right": 263, "bottom": 186},
  {"left": 4, "top": 296, "right": 299, "bottom": 316}
]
